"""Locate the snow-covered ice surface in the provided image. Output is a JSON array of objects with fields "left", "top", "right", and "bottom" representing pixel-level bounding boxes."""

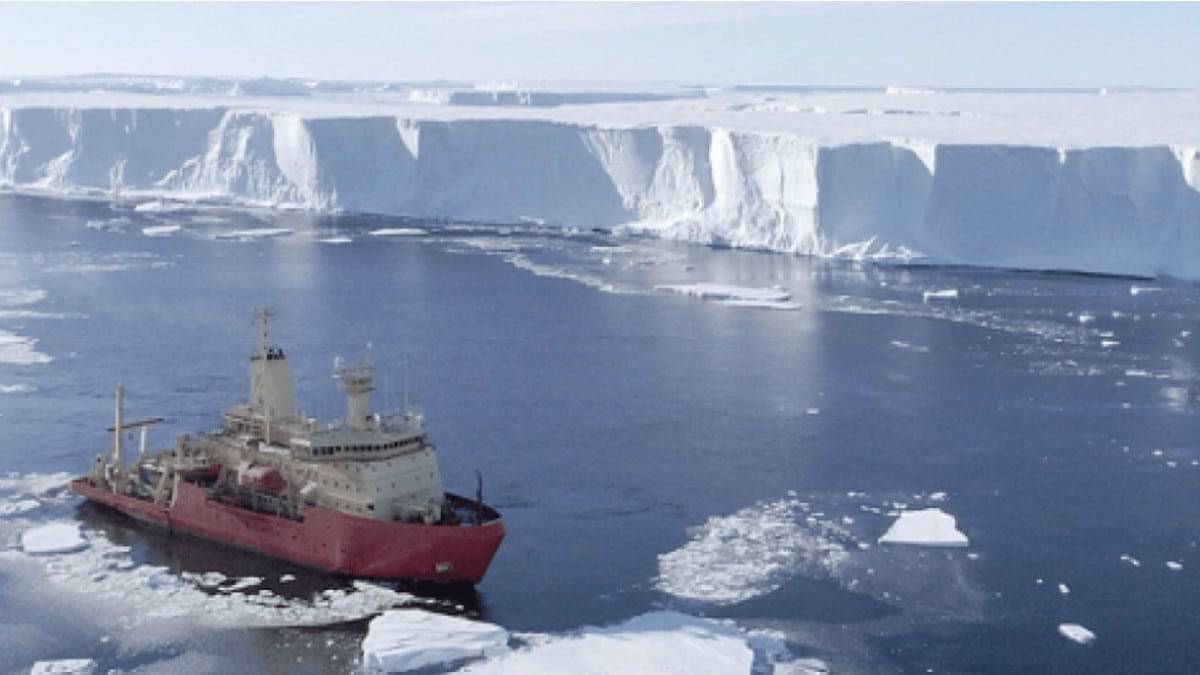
[
  {"left": 361, "top": 610, "right": 509, "bottom": 673},
  {"left": 20, "top": 522, "right": 87, "bottom": 555},
  {"left": 457, "top": 611, "right": 754, "bottom": 675},
  {"left": 4, "top": 82, "right": 1200, "bottom": 278},
  {"left": 878, "top": 508, "right": 969, "bottom": 547}
]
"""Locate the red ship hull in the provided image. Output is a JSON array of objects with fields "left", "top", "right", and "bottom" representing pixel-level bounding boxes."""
[{"left": 71, "top": 478, "right": 505, "bottom": 583}]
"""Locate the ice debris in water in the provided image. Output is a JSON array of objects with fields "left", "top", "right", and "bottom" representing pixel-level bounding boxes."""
[
  {"left": 362, "top": 609, "right": 509, "bottom": 673},
  {"left": 655, "top": 283, "right": 801, "bottom": 310},
  {"left": 21, "top": 522, "right": 88, "bottom": 555},
  {"left": 8, "top": 526, "right": 418, "bottom": 629},
  {"left": 922, "top": 288, "right": 958, "bottom": 302},
  {"left": 1166, "top": 561, "right": 1183, "bottom": 571},
  {"left": 368, "top": 227, "right": 429, "bottom": 237},
  {"left": 655, "top": 497, "right": 849, "bottom": 605},
  {"left": 223, "top": 576, "right": 264, "bottom": 592},
  {"left": 213, "top": 227, "right": 294, "bottom": 240},
  {"left": 456, "top": 611, "right": 754, "bottom": 675},
  {"left": 1059, "top": 583, "right": 1071, "bottom": 595},
  {"left": 1120, "top": 554, "right": 1142, "bottom": 568},
  {"left": 877, "top": 508, "right": 968, "bottom": 547},
  {"left": 30, "top": 659, "right": 97, "bottom": 675},
  {"left": 1058, "top": 623, "right": 1097, "bottom": 645},
  {"left": 1130, "top": 285, "right": 1163, "bottom": 296},
  {"left": 141, "top": 224, "right": 182, "bottom": 237}
]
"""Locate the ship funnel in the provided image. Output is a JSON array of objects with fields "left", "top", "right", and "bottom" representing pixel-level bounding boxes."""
[{"left": 336, "top": 346, "right": 375, "bottom": 431}]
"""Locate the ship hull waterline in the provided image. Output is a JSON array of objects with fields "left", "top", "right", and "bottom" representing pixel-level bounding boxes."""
[{"left": 71, "top": 479, "right": 506, "bottom": 584}]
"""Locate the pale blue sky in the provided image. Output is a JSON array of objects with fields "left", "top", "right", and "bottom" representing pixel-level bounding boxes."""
[{"left": 1, "top": 2, "right": 1196, "bottom": 87}]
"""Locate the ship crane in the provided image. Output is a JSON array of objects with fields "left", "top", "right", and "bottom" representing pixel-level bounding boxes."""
[{"left": 100, "top": 383, "right": 164, "bottom": 491}]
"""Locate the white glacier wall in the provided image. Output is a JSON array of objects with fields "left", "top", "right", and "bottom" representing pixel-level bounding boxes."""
[{"left": 2, "top": 103, "right": 1199, "bottom": 279}]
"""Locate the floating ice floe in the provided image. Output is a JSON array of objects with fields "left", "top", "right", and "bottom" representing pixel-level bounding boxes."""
[
  {"left": 1166, "top": 561, "right": 1183, "bottom": 571},
  {"left": 84, "top": 216, "right": 131, "bottom": 232},
  {"left": 0, "top": 288, "right": 47, "bottom": 306},
  {"left": 1129, "top": 285, "right": 1163, "bottom": 296},
  {"left": 8, "top": 525, "right": 420, "bottom": 629},
  {"left": 458, "top": 612, "right": 754, "bottom": 675},
  {"left": 890, "top": 340, "right": 931, "bottom": 353},
  {"left": 878, "top": 508, "right": 968, "bottom": 547},
  {"left": 213, "top": 227, "right": 294, "bottom": 240},
  {"left": 0, "top": 471, "right": 74, "bottom": 496},
  {"left": 369, "top": 227, "right": 428, "bottom": 237},
  {"left": 21, "top": 522, "right": 88, "bottom": 555},
  {"left": 655, "top": 497, "right": 848, "bottom": 605},
  {"left": 0, "top": 330, "right": 53, "bottom": 365},
  {"left": 362, "top": 609, "right": 509, "bottom": 673},
  {"left": 1120, "top": 554, "right": 1142, "bottom": 568},
  {"left": 133, "top": 200, "right": 188, "bottom": 213},
  {"left": 922, "top": 288, "right": 958, "bottom": 302},
  {"left": 30, "top": 659, "right": 97, "bottom": 675},
  {"left": 318, "top": 236, "right": 353, "bottom": 244},
  {"left": 0, "top": 498, "right": 40, "bottom": 517},
  {"left": 655, "top": 283, "right": 801, "bottom": 310},
  {"left": 1058, "top": 623, "right": 1096, "bottom": 645},
  {"left": 223, "top": 576, "right": 264, "bottom": 592},
  {"left": 1058, "top": 583, "right": 1071, "bottom": 595},
  {"left": 141, "top": 224, "right": 182, "bottom": 237}
]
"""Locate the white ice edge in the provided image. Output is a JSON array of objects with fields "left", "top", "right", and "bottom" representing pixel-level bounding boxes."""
[{"left": 3, "top": 96, "right": 1200, "bottom": 279}]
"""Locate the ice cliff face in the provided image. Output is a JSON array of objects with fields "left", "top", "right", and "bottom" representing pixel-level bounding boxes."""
[{"left": 2, "top": 105, "right": 1198, "bottom": 278}]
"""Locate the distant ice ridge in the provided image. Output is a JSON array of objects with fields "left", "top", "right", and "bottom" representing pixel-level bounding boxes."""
[{"left": 2, "top": 105, "right": 1200, "bottom": 278}]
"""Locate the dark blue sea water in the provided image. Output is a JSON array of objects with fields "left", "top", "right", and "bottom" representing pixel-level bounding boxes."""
[{"left": 1, "top": 193, "right": 1198, "bottom": 674}]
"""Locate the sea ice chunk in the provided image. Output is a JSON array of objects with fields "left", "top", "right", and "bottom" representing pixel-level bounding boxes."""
[
  {"left": 362, "top": 609, "right": 509, "bottom": 673},
  {"left": 655, "top": 283, "right": 800, "bottom": 310},
  {"left": 213, "top": 228, "right": 294, "bottom": 240},
  {"left": 368, "top": 227, "right": 428, "bottom": 237},
  {"left": 878, "top": 508, "right": 968, "bottom": 547},
  {"left": 1058, "top": 623, "right": 1096, "bottom": 645},
  {"left": 21, "top": 522, "right": 87, "bottom": 555},
  {"left": 0, "top": 497, "right": 39, "bottom": 516},
  {"left": 458, "top": 611, "right": 752, "bottom": 675},
  {"left": 655, "top": 498, "right": 848, "bottom": 605},
  {"left": 1129, "top": 285, "right": 1163, "bottom": 296},
  {"left": 141, "top": 224, "right": 182, "bottom": 237},
  {"left": 30, "top": 659, "right": 97, "bottom": 675},
  {"left": 922, "top": 288, "right": 958, "bottom": 302}
]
